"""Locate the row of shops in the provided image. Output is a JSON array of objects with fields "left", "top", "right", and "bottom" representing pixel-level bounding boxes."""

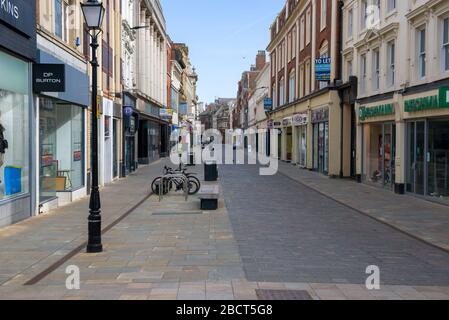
[
  {"left": 266, "top": 82, "right": 449, "bottom": 205},
  {"left": 0, "top": 2, "right": 170, "bottom": 228}
]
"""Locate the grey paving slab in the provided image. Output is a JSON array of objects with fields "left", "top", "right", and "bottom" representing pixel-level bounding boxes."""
[{"left": 219, "top": 164, "right": 449, "bottom": 286}]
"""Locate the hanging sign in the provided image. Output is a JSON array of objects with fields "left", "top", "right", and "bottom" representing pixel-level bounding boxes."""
[
  {"left": 32, "top": 64, "right": 65, "bottom": 93},
  {"left": 315, "top": 57, "right": 331, "bottom": 82}
]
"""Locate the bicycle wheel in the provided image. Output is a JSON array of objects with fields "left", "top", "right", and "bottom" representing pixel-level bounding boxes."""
[
  {"left": 151, "top": 177, "right": 169, "bottom": 195},
  {"left": 187, "top": 175, "right": 201, "bottom": 188},
  {"left": 187, "top": 180, "right": 200, "bottom": 195}
]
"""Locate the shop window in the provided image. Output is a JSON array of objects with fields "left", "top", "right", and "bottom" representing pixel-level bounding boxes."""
[
  {"left": 0, "top": 52, "right": 30, "bottom": 201},
  {"left": 39, "top": 99, "right": 84, "bottom": 203},
  {"left": 427, "top": 119, "right": 449, "bottom": 201}
]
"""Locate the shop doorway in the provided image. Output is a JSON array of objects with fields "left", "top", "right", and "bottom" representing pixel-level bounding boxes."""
[
  {"left": 296, "top": 126, "right": 307, "bottom": 167},
  {"left": 363, "top": 122, "right": 396, "bottom": 189},
  {"left": 406, "top": 121, "right": 426, "bottom": 195},
  {"left": 112, "top": 119, "right": 118, "bottom": 179},
  {"left": 277, "top": 130, "right": 282, "bottom": 159},
  {"left": 286, "top": 127, "right": 293, "bottom": 162},
  {"left": 313, "top": 122, "right": 329, "bottom": 174}
]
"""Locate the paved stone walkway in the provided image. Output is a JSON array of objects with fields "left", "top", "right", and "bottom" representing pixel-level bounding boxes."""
[
  {"left": 0, "top": 159, "right": 170, "bottom": 286},
  {"left": 220, "top": 164, "right": 449, "bottom": 286},
  {"left": 277, "top": 162, "right": 449, "bottom": 252},
  {"left": 1, "top": 158, "right": 449, "bottom": 300}
]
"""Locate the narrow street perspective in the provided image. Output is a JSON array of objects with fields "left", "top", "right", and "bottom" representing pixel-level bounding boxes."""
[{"left": 1, "top": 0, "right": 449, "bottom": 309}]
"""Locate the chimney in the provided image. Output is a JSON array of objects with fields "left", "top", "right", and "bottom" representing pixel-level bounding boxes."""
[{"left": 256, "top": 50, "right": 266, "bottom": 71}]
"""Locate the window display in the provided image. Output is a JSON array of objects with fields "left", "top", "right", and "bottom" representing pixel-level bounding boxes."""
[
  {"left": 39, "top": 98, "right": 84, "bottom": 203},
  {"left": 0, "top": 51, "right": 30, "bottom": 201}
]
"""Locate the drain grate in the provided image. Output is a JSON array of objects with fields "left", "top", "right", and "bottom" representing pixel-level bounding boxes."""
[
  {"left": 256, "top": 289, "right": 313, "bottom": 300},
  {"left": 152, "top": 211, "right": 203, "bottom": 216}
]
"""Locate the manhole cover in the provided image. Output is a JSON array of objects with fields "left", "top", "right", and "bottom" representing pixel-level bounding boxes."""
[
  {"left": 256, "top": 289, "right": 313, "bottom": 300},
  {"left": 152, "top": 211, "right": 203, "bottom": 216}
]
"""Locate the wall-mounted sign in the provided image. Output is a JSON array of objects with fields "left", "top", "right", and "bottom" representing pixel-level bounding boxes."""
[
  {"left": 124, "top": 106, "right": 134, "bottom": 117},
  {"left": 292, "top": 112, "right": 308, "bottom": 126},
  {"left": 312, "top": 107, "right": 329, "bottom": 123},
  {"left": 273, "top": 120, "right": 283, "bottom": 129},
  {"left": 160, "top": 108, "right": 173, "bottom": 120},
  {"left": 282, "top": 117, "right": 292, "bottom": 127},
  {"left": 264, "top": 98, "right": 273, "bottom": 112},
  {"left": 33, "top": 64, "right": 65, "bottom": 93},
  {"left": 404, "top": 91, "right": 449, "bottom": 113},
  {"left": 439, "top": 86, "right": 449, "bottom": 108},
  {"left": 267, "top": 119, "right": 274, "bottom": 130},
  {"left": 315, "top": 57, "right": 331, "bottom": 82},
  {"left": 359, "top": 103, "right": 395, "bottom": 121},
  {"left": 0, "top": 0, "right": 34, "bottom": 37}
]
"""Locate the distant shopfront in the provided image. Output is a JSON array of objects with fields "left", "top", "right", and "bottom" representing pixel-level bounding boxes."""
[
  {"left": 312, "top": 107, "right": 329, "bottom": 174},
  {"left": 293, "top": 112, "right": 308, "bottom": 168},
  {"left": 0, "top": 0, "right": 36, "bottom": 227},
  {"left": 122, "top": 93, "right": 138, "bottom": 177}
]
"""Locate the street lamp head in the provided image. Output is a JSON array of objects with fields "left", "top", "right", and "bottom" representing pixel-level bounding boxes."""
[{"left": 81, "top": 0, "right": 105, "bottom": 31}]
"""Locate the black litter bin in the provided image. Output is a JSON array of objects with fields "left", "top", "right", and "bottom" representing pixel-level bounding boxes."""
[{"left": 204, "top": 161, "right": 218, "bottom": 181}]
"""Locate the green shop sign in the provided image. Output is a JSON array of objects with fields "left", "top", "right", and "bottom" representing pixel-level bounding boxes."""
[
  {"left": 405, "top": 87, "right": 449, "bottom": 112},
  {"left": 359, "top": 103, "right": 395, "bottom": 121}
]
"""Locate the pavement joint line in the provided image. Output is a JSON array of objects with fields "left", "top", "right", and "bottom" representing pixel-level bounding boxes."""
[
  {"left": 23, "top": 192, "right": 154, "bottom": 286},
  {"left": 277, "top": 168, "right": 449, "bottom": 256}
]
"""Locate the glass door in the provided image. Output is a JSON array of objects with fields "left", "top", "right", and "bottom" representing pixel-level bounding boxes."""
[{"left": 406, "top": 121, "right": 426, "bottom": 195}]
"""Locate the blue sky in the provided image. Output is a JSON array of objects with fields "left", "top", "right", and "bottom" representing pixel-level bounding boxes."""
[{"left": 161, "top": 0, "right": 284, "bottom": 104}]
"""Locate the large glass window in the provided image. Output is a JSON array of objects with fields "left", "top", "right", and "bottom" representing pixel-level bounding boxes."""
[
  {"left": 0, "top": 51, "right": 30, "bottom": 201},
  {"left": 39, "top": 98, "right": 84, "bottom": 203},
  {"left": 427, "top": 119, "right": 449, "bottom": 201}
]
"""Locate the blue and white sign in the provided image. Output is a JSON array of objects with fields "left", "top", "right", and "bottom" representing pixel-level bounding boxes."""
[
  {"left": 264, "top": 98, "right": 273, "bottom": 112},
  {"left": 124, "top": 106, "right": 134, "bottom": 117},
  {"left": 315, "top": 57, "right": 331, "bottom": 82}
]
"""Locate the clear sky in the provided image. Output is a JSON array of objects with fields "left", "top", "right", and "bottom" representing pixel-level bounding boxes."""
[{"left": 161, "top": 0, "right": 285, "bottom": 104}]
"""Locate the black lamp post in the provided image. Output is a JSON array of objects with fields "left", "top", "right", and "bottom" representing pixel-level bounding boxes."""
[{"left": 81, "top": 0, "right": 105, "bottom": 253}]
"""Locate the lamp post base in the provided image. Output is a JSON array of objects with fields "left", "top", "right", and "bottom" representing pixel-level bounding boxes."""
[{"left": 87, "top": 244, "right": 103, "bottom": 253}]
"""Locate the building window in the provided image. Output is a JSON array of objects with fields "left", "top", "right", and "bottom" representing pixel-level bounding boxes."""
[
  {"left": 306, "top": 9, "right": 311, "bottom": 45},
  {"left": 289, "top": 72, "right": 296, "bottom": 103},
  {"left": 361, "top": 0, "right": 368, "bottom": 30},
  {"left": 387, "top": 0, "right": 396, "bottom": 12},
  {"left": 418, "top": 27, "right": 426, "bottom": 79},
  {"left": 360, "top": 53, "right": 367, "bottom": 93},
  {"left": 387, "top": 41, "right": 395, "bottom": 86},
  {"left": 299, "top": 65, "right": 304, "bottom": 98},
  {"left": 279, "top": 78, "right": 285, "bottom": 106},
  {"left": 0, "top": 52, "right": 30, "bottom": 201},
  {"left": 443, "top": 17, "right": 449, "bottom": 72},
  {"left": 372, "top": 48, "right": 380, "bottom": 91},
  {"left": 320, "top": 0, "right": 327, "bottom": 31},
  {"left": 305, "top": 60, "right": 311, "bottom": 95},
  {"left": 347, "top": 59, "right": 353, "bottom": 81},
  {"left": 347, "top": 8, "right": 353, "bottom": 39},
  {"left": 272, "top": 85, "right": 276, "bottom": 109},
  {"left": 55, "top": 0, "right": 62, "bottom": 38},
  {"left": 292, "top": 26, "right": 297, "bottom": 59},
  {"left": 300, "top": 17, "right": 305, "bottom": 51}
]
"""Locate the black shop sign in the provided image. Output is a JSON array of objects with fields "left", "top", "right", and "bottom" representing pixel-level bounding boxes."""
[{"left": 33, "top": 64, "right": 66, "bottom": 93}]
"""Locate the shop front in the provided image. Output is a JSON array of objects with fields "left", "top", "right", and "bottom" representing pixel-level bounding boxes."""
[
  {"left": 358, "top": 103, "right": 396, "bottom": 189},
  {"left": 292, "top": 112, "right": 308, "bottom": 168},
  {"left": 122, "top": 94, "right": 138, "bottom": 177},
  {"left": 283, "top": 117, "right": 293, "bottom": 162},
  {"left": 0, "top": 0, "right": 36, "bottom": 227},
  {"left": 312, "top": 107, "right": 329, "bottom": 174},
  {"left": 272, "top": 119, "right": 283, "bottom": 159},
  {"left": 404, "top": 88, "right": 449, "bottom": 203}
]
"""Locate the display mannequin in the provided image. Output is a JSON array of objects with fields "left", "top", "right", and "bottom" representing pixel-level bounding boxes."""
[{"left": 0, "top": 111, "right": 8, "bottom": 169}]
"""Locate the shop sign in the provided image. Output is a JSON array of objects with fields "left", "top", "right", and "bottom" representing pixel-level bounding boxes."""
[
  {"left": 315, "top": 57, "right": 331, "bottom": 82},
  {"left": 267, "top": 119, "right": 274, "bottom": 129},
  {"left": 264, "top": 98, "right": 273, "bottom": 112},
  {"left": 292, "top": 112, "right": 308, "bottom": 126},
  {"left": 282, "top": 117, "right": 293, "bottom": 127},
  {"left": 359, "top": 103, "right": 395, "bottom": 121},
  {"left": 439, "top": 86, "right": 449, "bottom": 108},
  {"left": 273, "top": 120, "right": 282, "bottom": 129},
  {"left": 160, "top": 108, "right": 173, "bottom": 120},
  {"left": 404, "top": 94, "right": 449, "bottom": 113},
  {"left": 312, "top": 108, "right": 329, "bottom": 123},
  {"left": 123, "top": 106, "right": 133, "bottom": 117},
  {"left": 32, "top": 64, "right": 66, "bottom": 93},
  {"left": 0, "top": 0, "right": 34, "bottom": 37}
]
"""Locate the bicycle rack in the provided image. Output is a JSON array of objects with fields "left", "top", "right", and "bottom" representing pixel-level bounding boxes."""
[{"left": 159, "top": 174, "right": 189, "bottom": 202}]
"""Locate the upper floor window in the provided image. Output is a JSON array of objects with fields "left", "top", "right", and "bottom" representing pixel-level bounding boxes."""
[
  {"left": 360, "top": 53, "right": 367, "bottom": 93},
  {"left": 300, "top": 16, "right": 305, "bottom": 51},
  {"left": 417, "top": 27, "right": 426, "bottom": 79},
  {"left": 387, "top": 40, "right": 396, "bottom": 87},
  {"left": 347, "top": 9, "right": 353, "bottom": 39},
  {"left": 306, "top": 9, "right": 311, "bottom": 45},
  {"left": 372, "top": 48, "right": 380, "bottom": 91},
  {"left": 387, "top": 0, "right": 396, "bottom": 13},
  {"left": 347, "top": 59, "right": 353, "bottom": 81},
  {"left": 55, "top": 0, "right": 72, "bottom": 43},
  {"left": 279, "top": 77, "right": 285, "bottom": 106},
  {"left": 320, "top": 0, "right": 327, "bottom": 31},
  {"left": 361, "top": 0, "right": 368, "bottom": 30},
  {"left": 55, "top": 0, "right": 63, "bottom": 38},
  {"left": 289, "top": 71, "right": 296, "bottom": 103},
  {"left": 443, "top": 17, "right": 449, "bottom": 72}
]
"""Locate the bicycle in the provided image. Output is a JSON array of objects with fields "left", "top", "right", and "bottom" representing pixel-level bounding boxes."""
[{"left": 151, "top": 166, "right": 201, "bottom": 195}]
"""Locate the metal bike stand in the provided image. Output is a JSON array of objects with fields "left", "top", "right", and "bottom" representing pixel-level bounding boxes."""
[{"left": 159, "top": 174, "right": 189, "bottom": 202}]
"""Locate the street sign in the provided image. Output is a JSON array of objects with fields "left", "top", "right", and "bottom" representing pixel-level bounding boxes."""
[
  {"left": 32, "top": 64, "right": 65, "bottom": 92},
  {"left": 315, "top": 57, "right": 331, "bottom": 82}
]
